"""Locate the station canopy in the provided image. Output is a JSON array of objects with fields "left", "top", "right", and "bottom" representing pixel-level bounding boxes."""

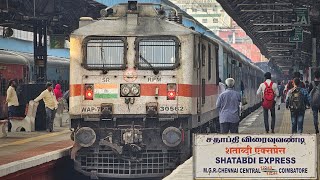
[
  {"left": 0, "top": 0, "right": 106, "bottom": 35},
  {"left": 217, "top": 0, "right": 320, "bottom": 72}
]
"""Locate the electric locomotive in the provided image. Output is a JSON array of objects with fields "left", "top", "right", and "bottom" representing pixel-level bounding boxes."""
[{"left": 69, "top": 2, "right": 264, "bottom": 179}]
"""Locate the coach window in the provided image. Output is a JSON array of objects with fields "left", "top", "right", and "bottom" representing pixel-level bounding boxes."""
[
  {"left": 84, "top": 37, "right": 126, "bottom": 70},
  {"left": 202, "top": 44, "right": 206, "bottom": 66},
  {"left": 136, "top": 37, "right": 179, "bottom": 69}
]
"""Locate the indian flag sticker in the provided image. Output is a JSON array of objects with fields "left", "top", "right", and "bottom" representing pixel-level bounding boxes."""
[{"left": 94, "top": 84, "right": 118, "bottom": 99}]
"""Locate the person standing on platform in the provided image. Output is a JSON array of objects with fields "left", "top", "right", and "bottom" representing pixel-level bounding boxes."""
[
  {"left": 309, "top": 70, "right": 320, "bottom": 134},
  {"left": 257, "top": 72, "right": 280, "bottom": 133},
  {"left": 53, "top": 84, "right": 63, "bottom": 101},
  {"left": 286, "top": 78, "right": 310, "bottom": 134},
  {"left": 34, "top": 82, "right": 58, "bottom": 132},
  {"left": 216, "top": 78, "right": 241, "bottom": 133},
  {"left": 5, "top": 80, "right": 19, "bottom": 132}
]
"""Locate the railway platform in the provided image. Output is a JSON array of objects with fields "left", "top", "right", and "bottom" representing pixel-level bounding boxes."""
[
  {"left": 0, "top": 114, "right": 73, "bottom": 179},
  {"left": 164, "top": 104, "right": 320, "bottom": 180}
]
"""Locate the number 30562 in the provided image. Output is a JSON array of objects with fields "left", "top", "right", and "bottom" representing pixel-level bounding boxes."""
[{"left": 159, "top": 106, "right": 184, "bottom": 111}]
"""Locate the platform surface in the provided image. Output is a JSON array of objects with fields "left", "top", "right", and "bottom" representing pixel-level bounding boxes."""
[
  {"left": 164, "top": 104, "right": 320, "bottom": 180},
  {"left": 0, "top": 120, "right": 72, "bottom": 177}
]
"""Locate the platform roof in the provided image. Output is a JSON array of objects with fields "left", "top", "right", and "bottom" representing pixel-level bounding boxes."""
[
  {"left": 0, "top": 0, "right": 106, "bottom": 35},
  {"left": 217, "top": 0, "right": 320, "bottom": 71}
]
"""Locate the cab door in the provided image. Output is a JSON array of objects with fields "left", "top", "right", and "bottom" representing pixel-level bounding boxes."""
[{"left": 194, "top": 35, "right": 202, "bottom": 118}]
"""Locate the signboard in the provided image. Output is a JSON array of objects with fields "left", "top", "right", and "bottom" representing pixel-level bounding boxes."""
[
  {"left": 50, "top": 35, "right": 65, "bottom": 49},
  {"left": 294, "top": 8, "right": 310, "bottom": 26},
  {"left": 289, "top": 27, "right": 303, "bottom": 42},
  {"left": 194, "top": 134, "right": 317, "bottom": 179}
]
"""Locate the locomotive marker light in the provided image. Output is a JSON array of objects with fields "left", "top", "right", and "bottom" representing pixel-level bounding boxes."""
[
  {"left": 162, "top": 127, "right": 182, "bottom": 147},
  {"left": 167, "top": 83, "right": 177, "bottom": 100},
  {"left": 85, "top": 84, "right": 94, "bottom": 100},
  {"left": 75, "top": 127, "right": 96, "bottom": 147}
]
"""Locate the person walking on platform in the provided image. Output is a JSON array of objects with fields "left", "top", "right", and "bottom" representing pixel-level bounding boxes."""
[
  {"left": 218, "top": 77, "right": 226, "bottom": 94},
  {"left": 257, "top": 72, "right": 280, "bottom": 133},
  {"left": 53, "top": 84, "right": 63, "bottom": 101},
  {"left": 284, "top": 72, "right": 305, "bottom": 94},
  {"left": 5, "top": 80, "right": 19, "bottom": 132},
  {"left": 216, "top": 78, "right": 241, "bottom": 133},
  {"left": 34, "top": 82, "right": 58, "bottom": 132},
  {"left": 278, "top": 81, "right": 285, "bottom": 103},
  {"left": 286, "top": 78, "right": 310, "bottom": 134},
  {"left": 305, "top": 81, "right": 310, "bottom": 90},
  {"left": 309, "top": 70, "right": 320, "bottom": 134}
]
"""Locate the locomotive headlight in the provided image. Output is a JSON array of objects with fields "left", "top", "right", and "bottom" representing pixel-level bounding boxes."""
[
  {"left": 131, "top": 84, "right": 140, "bottom": 96},
  {"left": 75, "top": 127, "right": 96, "bottom": 147},
  {"left": 162, "top": 127, "right": 182, "bottom": 147},
  {"left": 121, "top": 84, "right": 130, "bottom": 96}
]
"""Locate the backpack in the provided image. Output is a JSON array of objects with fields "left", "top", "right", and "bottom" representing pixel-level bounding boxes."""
[
  {"left": 289, "top": 88, "right": 305, "bottom": 112},
  {"left": 262, "top": 82, "right": 275, "bottom": 109},
  {"left": 310, "top": 82, "right": 320, "bottom": 108}
]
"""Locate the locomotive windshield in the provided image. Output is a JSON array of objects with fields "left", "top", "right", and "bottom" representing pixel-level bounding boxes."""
[
  {"left": 136, "top": 37, "right": 179, "bottom": 69},
  {"left": 84, "top": 37, "right": 126, "bottom": 69}
]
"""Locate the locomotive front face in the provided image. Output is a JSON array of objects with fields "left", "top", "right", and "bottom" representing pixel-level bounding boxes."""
[{"left": 69, "top": 3, "right": 196, "bottom": 178}]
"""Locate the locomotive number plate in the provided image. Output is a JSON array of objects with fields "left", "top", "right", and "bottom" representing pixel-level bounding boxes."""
[
  {"left": 81, "top": 106, "right": 101, "bottom": 113},
  {"left": 159, "top": 106, "right": 184, "bottom": 111}
]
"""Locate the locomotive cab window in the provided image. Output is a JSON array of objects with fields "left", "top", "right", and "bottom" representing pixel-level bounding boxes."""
[
  {"left": 84, "top": 37, "right": 126, "bottom": 70},
  {"left": 136, "top": 37, "right": 179, "bottom": 69}
]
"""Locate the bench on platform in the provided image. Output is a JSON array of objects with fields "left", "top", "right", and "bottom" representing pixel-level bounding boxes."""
[
  {"left": 11, "top": 101, "right": 38, "bottom": 132},
  {"left": 0, "top": 120, "right": 8, "bottom": 138}
]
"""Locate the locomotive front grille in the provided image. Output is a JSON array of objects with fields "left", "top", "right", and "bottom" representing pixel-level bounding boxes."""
[{"left": 75, "top": 149, "right": 181, "bottom": 178}]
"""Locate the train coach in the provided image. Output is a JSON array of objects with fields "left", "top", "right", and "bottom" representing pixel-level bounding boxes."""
[
  {"left": 0, "top": 50, "right": 69, "bottom": 119},
  {"left": 69, "top": 2, "right": 265, "bottom": 179}
]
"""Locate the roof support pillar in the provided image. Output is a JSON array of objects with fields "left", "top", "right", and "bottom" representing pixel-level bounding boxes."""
[
  {"left": 312, "top": 37, "right": 317, "bottom": 67},
  {"left": 33, "top": 20, "right": 47, "bottom": 83}
]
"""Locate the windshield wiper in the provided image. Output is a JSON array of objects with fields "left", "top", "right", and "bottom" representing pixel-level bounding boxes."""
[{"left": 139, "top": 54, "right": 159, "bottom": 75}]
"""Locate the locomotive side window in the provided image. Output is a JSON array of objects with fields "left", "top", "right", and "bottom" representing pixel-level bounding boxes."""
[
  {"left": 202, "top": 44, "right": 206, "bottom": 66},
  {"left": 84, "top": 37, "right": 126, "bottom": 70},
  {"left": 136, "top": 37, "right": 179, "bottom": 69}
]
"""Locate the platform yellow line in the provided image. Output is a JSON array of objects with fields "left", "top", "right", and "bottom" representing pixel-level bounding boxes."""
[
  {"left": 279, "top": 109, "right": 291, "bottom": 133},
  {"left": 0, "top": 130, "right": 70, "bottom": 148}
]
